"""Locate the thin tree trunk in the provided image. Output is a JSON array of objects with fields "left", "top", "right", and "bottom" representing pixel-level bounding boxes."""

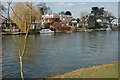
[{"left": 20, "top": 56, "right": 24, "bottom": 80}]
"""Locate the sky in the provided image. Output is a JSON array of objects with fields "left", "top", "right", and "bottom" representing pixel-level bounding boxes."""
[
  {"left": 1, "top": 1, "right": 119, "bottom": 18},
  {"left": 45, "top": 2, "right": 118, "bottom": 18},
  {"left": 0, "top": 0, "right": 119, "bottom": 2}
]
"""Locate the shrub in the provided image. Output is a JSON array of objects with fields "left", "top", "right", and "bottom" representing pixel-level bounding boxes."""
[
  {"left": 87, "top": 26, "right": 96, "bottom": 29},
  {"left": 44, "top": 23, "right": 50, "bottom": 29}
]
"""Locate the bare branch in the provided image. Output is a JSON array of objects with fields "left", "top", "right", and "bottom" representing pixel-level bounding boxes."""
[{"left": 10, "top": 6, "right": 23, "bottom": 22}]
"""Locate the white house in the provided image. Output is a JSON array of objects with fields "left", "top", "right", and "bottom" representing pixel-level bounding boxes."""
[
  {"left": 59, "top": 14, "right": 73, "bottom": 21},
  {"left": 111, "top": 18, "right": 118, "bottom": 27},
  {"left": 70, "top": 19, "right": 78, "bottom": 27},
  {"left": 42, "top": 14, "right": 59, "bottom": 19}
]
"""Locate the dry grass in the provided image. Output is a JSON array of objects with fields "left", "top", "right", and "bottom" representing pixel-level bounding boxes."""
[{"left": 49, "top": 62, "right": 119, "bottom": 78}]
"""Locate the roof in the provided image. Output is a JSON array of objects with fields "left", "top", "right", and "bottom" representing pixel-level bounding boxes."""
[
  {"left": 111, "top": 19, "right": 118, "bottom": 24},
  {"left": 42, "top": 14, "right": 60, "bottom": 19}
]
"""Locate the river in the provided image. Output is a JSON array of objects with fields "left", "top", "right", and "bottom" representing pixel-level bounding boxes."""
[{"left": 2, "top": 31, "right": 118, "bottom": 78}]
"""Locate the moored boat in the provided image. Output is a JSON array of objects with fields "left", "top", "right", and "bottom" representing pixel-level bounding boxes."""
[
  {"left": 39, "top": 29, "right": 54, "bottom": 34},
  {"left": 66, "top": 31, "right": 72, "bottom": 33}
]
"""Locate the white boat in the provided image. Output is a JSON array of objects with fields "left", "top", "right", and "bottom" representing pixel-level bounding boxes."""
[
  {"left": 39, "top": 29, "right": 54, "bottom": 34},
  {"left": 106, "top": 27, "right": 112, "bottom": 31},
  {"left": 66, "top": 31, "right": 72, "bottom": 33},
  {"left": 106, "top": 25, "right": 112, "bottom": 31}
]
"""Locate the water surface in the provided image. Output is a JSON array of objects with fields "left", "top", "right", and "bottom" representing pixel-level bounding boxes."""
[{"left": 2, "top": 31, "right": 118, "bottom": 78}]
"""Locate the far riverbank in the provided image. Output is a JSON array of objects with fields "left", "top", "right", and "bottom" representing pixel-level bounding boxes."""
[{"left": 1, "top": 26, "right": 120, "bottom": 35}]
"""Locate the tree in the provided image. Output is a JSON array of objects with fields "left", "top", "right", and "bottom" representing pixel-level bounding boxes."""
[
  {"left": 88, "top": 7, "right": 105, "bottom": 28},
  {"left": 103, "top": 11, "right": 115, "bottom": 26},
  {"left": 36, "top": 3, "right": 52, "bottom": 15},
  {"left": 88, "top": 15, "right": 95, "bottom": 29},
  {"left": 0, "top": 2, "right": 42, "bottom": 80},
  {"left": 0, "top": 2, "right": 5, "bottom": 13},
  {"left": 11, "top": 2, "right": 42, "bottom": 79},
  {"left": 59, "top": 11, "right": 65, "bottom": 15},
  {"left": 65, "top": 11, "right": 72, "bottom": 16},
  {"left": 61, "top": 11, "right": 65, "bottom": 15},
  {"left": 80, "top": 11, "right": 88, "bottom": 29},
  {"left": 88, "top": 7, "right": 116, "bottom": 29},
  {"left": 0, "top": 2, "right": 6, "bottom": 19},
  {"left": 13, "top": 2, "right": 42, "bottom": 33},
  {"left": 44, "top": 23, "right": 50, "bottom": 29}
]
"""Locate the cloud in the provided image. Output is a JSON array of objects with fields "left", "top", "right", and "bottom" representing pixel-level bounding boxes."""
[
  {"left": 67, "top": 3, "right": 74, "bottom": 7},
  {"left": 54, "top": 2, "right": 75, "bottom": 7},
  {"left": 78, "top": 2, "right": 87, "bottom": 5}
]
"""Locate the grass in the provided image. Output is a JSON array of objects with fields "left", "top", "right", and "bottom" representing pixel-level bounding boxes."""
[{"left": 49, "top": 62, "right": 119, "bottom": 78}]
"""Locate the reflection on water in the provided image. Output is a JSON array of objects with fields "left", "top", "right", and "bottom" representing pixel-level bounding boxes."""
[{"left": 2, "top": 31, "right": 118, "bottom": 78}]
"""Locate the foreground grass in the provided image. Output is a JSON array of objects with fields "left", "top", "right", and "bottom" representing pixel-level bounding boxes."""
[{"left": 50, "top": 62, "right": 119, "bottom": 78}]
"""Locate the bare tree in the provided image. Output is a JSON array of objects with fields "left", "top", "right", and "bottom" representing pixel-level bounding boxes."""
[
  {"left": 37, "top": 2, "right": 52, "bottom": 15},
  {"left": 80, "top": 11, "right": 88, "bottom": 18},
  {"left": 80, "top": 11, "right": 88, "bottom": 29},
  {"left": 12, "top": 2, "right": 42, "bottom": 80},
  {"left": 0, "top": 2, "right": 7, "bottom": 19},
  {"left": 13, "top": 2, "right": 42, "bottom": 33},
  {"left": 0, "top": 2, "right": 42, "bottom": 80}
]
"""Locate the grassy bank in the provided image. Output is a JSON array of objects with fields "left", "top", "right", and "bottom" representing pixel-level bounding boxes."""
[{"left": 50, "top": 62, "right": 119, "bottom": 78}]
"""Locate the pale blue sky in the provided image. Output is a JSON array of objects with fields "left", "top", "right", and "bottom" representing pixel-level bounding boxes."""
[
  {"left": 1, "top": 1, "right": 118, "bottom": 18},
  {"left": 45, "top": 2, "right": 118, "bottom": 18},
  {"left": 0, "top": 0, "right": 119, "bottom": 2}
]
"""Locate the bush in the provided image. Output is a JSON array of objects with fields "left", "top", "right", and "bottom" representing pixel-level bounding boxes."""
[
  {"left": 102, "top": 25, "right": 108, "bottom": 28},
  {"left": 44, "top": 23, "right": 50, "bottom": 29},
  {"left": 87, "top": 26, "right": 96, "bottom": 29},
  {"left": 79, "top": 25, "right": 82, "bottom": 28}
]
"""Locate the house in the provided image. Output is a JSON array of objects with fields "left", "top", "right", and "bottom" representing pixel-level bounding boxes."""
[
  {"left": 42, "top": 12, "right": 76, "bottom": 32},
  {"left": 0, "top": 19, "right": 2, "bottom": 32},
  {"left": 41, "top": 14, "right": 60, "bottom": 29},
  {"left": 59, "top": 14, "right": 72, "bottom": 21},
  {"left": 69, "top": 19, "right": 79, "bottom": 28},
  {"left": 0, "top": 19, "right": 2, "bottom": 27},
  {"left": 0, "top": 19, "right": 7, "bottom": 29},
  {"left": 49, "top": 18, "right": 76, "bottom": 32},
  {"left": 62, "top": 18, "right": 72, "bottom": 25},
  {"left": 59, "top": 12, "right": 76, "bottom": 31},
  {"left": 111, "top": 18, "right": 118, "bottom": 27},
  {"left": 50, "top": 18, "right": 62, "bottom": 30},
  {"left": 1, "top": 19, "right": 19, "bottom": 32},
  {"left": 42, "top": 13, "right": 60, "bottom": 23}
]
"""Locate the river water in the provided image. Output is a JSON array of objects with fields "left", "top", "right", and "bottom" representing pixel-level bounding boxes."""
[{"left": 2, "top": 31, "right": 118, "bottom": 78}]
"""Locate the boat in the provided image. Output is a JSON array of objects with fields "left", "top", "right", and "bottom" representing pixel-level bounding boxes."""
[
  {"left": 39, "top": 29, "right": 54, "bottom": 34},
  {"left": 66, "top": 31, "right": 72, "bottom": 33},
  {"left": 106, "top": 27, "right": 112, "bottom": 31},
  {"left": 100, "top": 28, "right": 106, "bottom": 31}
]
